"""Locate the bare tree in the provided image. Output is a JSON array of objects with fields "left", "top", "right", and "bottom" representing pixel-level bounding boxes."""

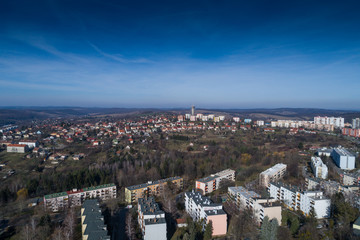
[
  {"left": 126, "top": 211, "right": 135, "bottom": 240},
  {"left": 63, "top": 207, "right": 76, "bottom": 240},
  {"left": 52, "top": 227, "right": 64, "bottom": 240}
]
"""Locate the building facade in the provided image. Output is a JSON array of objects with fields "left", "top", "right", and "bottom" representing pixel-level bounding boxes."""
[
  {"left": 18, "top": 140, "right": 39, "bottom": 149},
  {"left": 259, "top": 163, "right": 287, "bottom": 187},
  {"left": 342, "top": 128, "right": 360, "bottom": 138},
  {"left": 44, "top": 183, "right": 116, "bottom": 212},
  {"left": 137, "top": 197, "right": 167, "bottom": 240},
  {"left": 268, "top": 182, "right": 330, "bottom": 219},
  {"left": 311, "top": 157, "right": 328, "bottom": 179},
  {"left": 353, "top": 118, "right": 360, "bottom": 129},
  {"left": 314, "top": 116, "right": 344, "bottom": 128},
  {"left": 228, "top": 186, "right": 281, "bottom": 224},
  {"left": 331, "top": 147, "right": 356, "bottom": 170},
  {"left": 125, "top": 176, "right": 183, "bottom": 204},
  {"left": 195, "top": 169, "right": 235, "bottom": 194},
  {"left": 185, "top": 191, "right": 227, "bottom": 237},
  {"left": 7, "top": 144, "right": 29, "bottom": 153}
]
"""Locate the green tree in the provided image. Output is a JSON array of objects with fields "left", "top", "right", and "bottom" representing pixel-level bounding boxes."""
[
  {"left": 260, "top": 217, "right": 278, "bottom": 240},
  {"left": 260, "top": 216, "right": 271, "bottom": 240},
  {"left": 204, "top": 221, "right": 213, "bottom": 240}
]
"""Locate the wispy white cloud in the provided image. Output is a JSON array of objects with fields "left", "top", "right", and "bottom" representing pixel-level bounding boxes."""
[{"left": 87, "top": 41, "right": 150, "bottom": 63}]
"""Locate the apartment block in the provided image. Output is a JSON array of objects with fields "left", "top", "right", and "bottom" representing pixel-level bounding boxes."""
[
  {"left": 44, "top": 183, "right": 116, "bottom": 212},
  {"left": 228, "top": 186, "right": 282, "bottom": 224},
  {"left": 228, "top": 186, "right": 260, "bottom": 209},
  {"left": 185, "top": 191, "right": 227, "bottom": 237},
  {"left": 268, "top": 182, "right": 330, "bottom": 219},
  {"left": 256, "top": 120, "right": 265, "bottom": 126},
  {"left": 7, "top": 144, "right": 29, "bottom": 153},
  {"left": 331, "top": 147, "right": 356, "bottom": 170},
  {"left": 125, "top": 176, "right": 183, "bottom": 204},
  {"left": 314, "top": 116, "right": 344, "bottom": 128},
  {"left": 343, "top": 128, "right": 360, "bottom": 138},
  {"left": 259, "top": 163, "right": 287, "bottom": 187},
  {"left": 341, "top": 171, "right": 360, "bottom": 186},
  {"left": 137, "top": 197, "right": 167, "bottom": 240},
  {"left": 353, "top": 118, "right": 360, "bottom": 129},
  {"left": 18, "top": 140, "right": 39, "bottom": 149},
  {"left": 81, "top": 199, "right": 109, "bottom": 240},
  {"left": 195, "top": 169, "right": 235, "bottom": 194},
  {"left": 311, "top": 157, "right": 328, "bottom": 179},
  {"left": 317, "top": 148, "right": 333, "bottom": 157},
  {"left": 271, "top": 120, "right": 335, "bottom": 131}
]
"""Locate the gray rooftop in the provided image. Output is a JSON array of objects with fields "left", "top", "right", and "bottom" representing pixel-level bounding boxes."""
[
  {"left": 197, "top": 175, "right": 218, "bottom": 183},
  {"left": 228, "top": 186, "right": 261, "bottom": 199},
  {"left": 138, "top": 197, "right": 164, "bottom": 215},
  {"left": 185, "top": 191, "right": 222, "bottom": 208},
  {"left": 82, "top": 200, "right": 109, "bottom": 239},
  {"left": 333, "top": 147, "right": 355, "bottom": 157},
  {"left": 270, "top": 181, "right": 301, "bottom": 193},
  {"left": 126, "top": 176, "right": 182, "bottom": 190}
]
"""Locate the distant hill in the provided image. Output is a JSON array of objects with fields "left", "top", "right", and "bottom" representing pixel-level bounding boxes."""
[{"left": 0, "top": 107, "right": 360, "bottom": 126}]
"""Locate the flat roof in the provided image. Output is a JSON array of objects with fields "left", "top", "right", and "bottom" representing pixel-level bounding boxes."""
[
  {"left": 83, "top": 183, "right": 116, "bottom": 191},
  {"left": 138, "top": 197, "right": 164, "bottom": 215},
  {"left": 333, "top": 148, "right": 355, "bottom": 157},
  {"left": 44, "top": 191, "right": 68, "bottom": 199},
  {"left": 260, "top": 163, "right": 287, "bottom": 176},
  {"left": 145, "top": 217, "right": 166, "bottom": 225},
  {"left": 197, "top": 175, "right": 218, "bottom": 183},
  {"left": 259, "top": 201, "right": 282, "bottom": 208},
  {"left": 185, "top": 191, "right": 222, "bottom": 208},
  {"left": 228, "top": 186, "right": 260, "bottom": 199},
  {"left": 270, "top": 182, "right": 301, "bottom": 193},
  {"left": 126, "top": 176, "right": 182, "bottom": 191}
]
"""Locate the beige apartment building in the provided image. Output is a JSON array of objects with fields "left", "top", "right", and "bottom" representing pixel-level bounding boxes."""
[{"left": 125, "top": 176, "right": 183, "bottom": 204}]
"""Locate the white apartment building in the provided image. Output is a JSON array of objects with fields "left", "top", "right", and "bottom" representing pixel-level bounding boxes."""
[
  {"left": 18, "top": 140, "right": 39, "bottom": 149},
  {"left": 353, "top": 118, "right": 360, "bottom": 129},
  {"left": 137, "top": 197, "right": 166, "bottom": 240},
  {"left": 256, "top": 120, "right": 265, "bottom": 126},
  {"left": 196, "top": 169, "right": 235, "bottom": 194},
  {"left": 185, "top": 191, "right": 227, "bottom": 236},
  {"left": 311, "top": 157, "right": 328, "bottom": 179},
  {"left": 233, "top": 117, "right": 240, "bottom": 123},
  {"left": 317, "top": 148, "right": 333, "bottom": 157},
  {"left": 271, "top": 120, "right": 335, "bottom": 131},
  {"left": 259, "top": 163, "right": 287, "bottom": 187},
  {"left": 331, "top": 147, "right": 356, "bottom": 170},
  {"left": 314, "top": 116, "right": 344, "bottom": 128},
  {"left": 268, "top": 182, "right": 330, "bottom": 219},
  {"left": 228, "top": 186, "right": 282, "bottom": 224}
]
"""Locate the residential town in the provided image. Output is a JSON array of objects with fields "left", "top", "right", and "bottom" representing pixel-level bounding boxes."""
[{"left": 1, "top": 108, "right": 360, "bottom": 240}]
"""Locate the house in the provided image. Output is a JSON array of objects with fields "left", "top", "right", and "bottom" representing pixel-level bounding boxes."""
[{"left": 7, "top": 144, "right": 29, "bottom": 153}]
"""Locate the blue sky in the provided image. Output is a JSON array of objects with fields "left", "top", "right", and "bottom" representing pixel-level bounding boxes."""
[{"left": 0, "top": 0, "right": 360, "bottom": 109}]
